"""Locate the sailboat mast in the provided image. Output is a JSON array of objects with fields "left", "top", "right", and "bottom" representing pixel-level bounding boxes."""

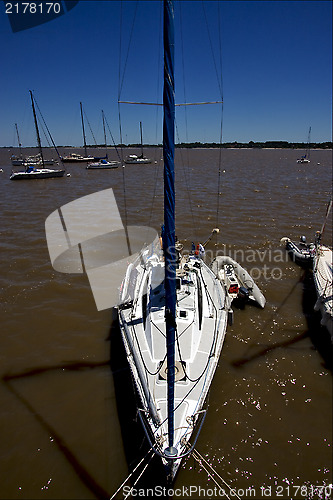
[
  {"left": 102, "top": 110, "right": 108, "bottom": 158},
  {"left": 29, "top": 90, "right": 45, "bottom": 168},
  {"left": 15, "top": 123, "right": 22, "bottom": 158},
  {"left": 80, "top": 102, "right": 87, "bottom": 157},
  {"left": 307, "top": 126, "right": 311, "bottom": 160},
  {"left": 163, "top": 0, "right": 177, "bottom": 457},
  {"left": 140, "top": 121, "right": 143, "bottom": 158}
]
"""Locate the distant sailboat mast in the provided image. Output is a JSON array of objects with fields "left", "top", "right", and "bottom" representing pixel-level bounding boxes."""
[
  {"left": 102, "top": 110, "right": 108, "bottom": 159},
  {"left": 15, "top": 123, "right": 22, "bottom": 159},
  {"left": 306, "top": 126, "right": 311, "bottom": 161},
  {"left": 80, "top": 102, "right": 88, "bottom": 157},
  {"left": 139, "top": 121, "right": 144, "bottom": 158},
  {"left": 29, "top": 90, "right": 45, "bottom": 168}
]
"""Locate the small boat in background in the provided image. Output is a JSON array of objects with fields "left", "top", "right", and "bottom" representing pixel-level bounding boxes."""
[
  {"left": 10, "top": 124, "right": 57, "bottom": 166},
  {"left": 86, "top": 159, "right": 119, "bottom": 169},
  {"left": 280, "top": 235, "right": 315, "bottom": 267},
  {"left": 61, "top": 103, "right": 107, "bottom": 163},
  {"left": 124, "top": 122, "right": 151, "bottom": 164},
  {"left": 124, "top": 154, "right": 151, "bottom": 164},
  {"left": 211, "top": 255, "right": 266, "bottom": 308},
  {"left": 86, "top": 111, "right": 120, "bottom": 169},
  {"left": 10, "top": 91, "right": 65, "bottom": 181},
  {"left": 296, "top": 126, "right": 311, "bottom": 163},
  {"left": 61, "top": 152, "right": 94, "bottom": 163},
  {"left": 10, "top": 165, "right": 65, "bottom": 180},
  {"left": 11, "top": 154, "right": 57, "bottom": 166}
]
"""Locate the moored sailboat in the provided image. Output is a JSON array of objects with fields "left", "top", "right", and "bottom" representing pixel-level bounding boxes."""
[
  {"left": 313, "top": 200, "right": 333, "bottom": 339},
  {"left": 87, "top": 111, "right": 120, "bottom": 169},
  {"left": 124, "top": 122, "right": 152, "bottom": 164},
  {"left": 117, "top": 0, "right": 231, "bottom": 481},
  {"left": 296, "top": 126, "right": 311, "bottom": 163},
  {"left": 61, "top": 103, "right": 107, "bottom": 163},
  {"left": 10, "top": 92, "right": 65, "bottom": 181},
  {"left": 10, "top": 123, "right": 57, "bottom": 166}
]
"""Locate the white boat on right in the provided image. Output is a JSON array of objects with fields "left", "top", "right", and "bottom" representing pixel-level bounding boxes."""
[{"left": 313, "top": 244, "right": 333, "bottom": 339}]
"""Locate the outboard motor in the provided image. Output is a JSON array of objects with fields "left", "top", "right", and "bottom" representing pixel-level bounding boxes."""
[{"left": 233, "top": 286, "right": 250, "bottom": 309}]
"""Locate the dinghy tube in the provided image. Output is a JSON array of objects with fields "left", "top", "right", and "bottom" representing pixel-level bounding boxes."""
[{"left": 211, "top": 256, "right": 266, "bottom": 309}]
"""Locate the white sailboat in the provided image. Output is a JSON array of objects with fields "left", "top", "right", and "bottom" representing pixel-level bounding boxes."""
[
  {"left": 10, "top": 92, "right": 65, "bottom": 181},
  {"left": 297, "top": 126, "right": 311, "bottom": 163},
  {"left": 10, "top": 123, "right": 57, "bottom": 167},
  {"left": 61, "top": 102, "right": 106, "bottom": 163},
  {"left": 313, "top": 200, "right": 333, "bottom": 339},
  {"left": 124, "top": 122, "right": 152, "bottom": 164},
  {"left": 87, "top": 111, "right": 120, "bottom": 169},
  {"left": 118, "top": 0, "right": 231, "bottom": 481},
  {"left": 313, "top": 245, "right": 333, "bottom": 338}
]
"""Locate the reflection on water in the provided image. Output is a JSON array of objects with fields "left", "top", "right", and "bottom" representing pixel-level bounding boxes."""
[{"left": 0, "top": 148, "right": 332, "bottom": 499}]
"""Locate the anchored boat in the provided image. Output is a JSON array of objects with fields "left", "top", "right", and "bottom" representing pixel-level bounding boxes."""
[
  {"left": 10, "top": 91, "right": 65, "bottom": 181},
  {"left": 280, "top": 236, "right": 315, "bottom": 267},
  {"left": 313, "top": 244, "right": 333, "bottom": 339},
  {"left": 124, "top": 122, "right": 152, "bottom": 164},
  {"left": 118, "top": 0, "right": 231, "bottom": 481},
  {"left": 296, "top": 126, "right": 311, "bottom": 163}
]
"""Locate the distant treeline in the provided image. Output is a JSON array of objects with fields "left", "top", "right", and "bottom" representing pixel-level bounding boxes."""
[
  {"left": 92, "top": 140, "right": 332, "bottom": 149},
  {"left": 175, "top": 140, "right": 333, "bottom": 149},
  {"left": 4, "top": 141, "right": 332, "bottom": 149}
]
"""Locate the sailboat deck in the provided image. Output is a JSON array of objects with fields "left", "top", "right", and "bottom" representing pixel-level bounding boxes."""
[{"left": 118, "top": 251, "right": 230, "bottom": 456}]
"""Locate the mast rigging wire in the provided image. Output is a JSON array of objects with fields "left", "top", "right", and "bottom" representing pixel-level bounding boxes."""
[{"left": 202, "top": 0, "right": 225, "bottom": 239}]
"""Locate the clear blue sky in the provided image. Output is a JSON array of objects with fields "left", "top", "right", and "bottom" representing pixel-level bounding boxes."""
[{"left": 0, "top": 1, "right": 332, "bottom": 147}]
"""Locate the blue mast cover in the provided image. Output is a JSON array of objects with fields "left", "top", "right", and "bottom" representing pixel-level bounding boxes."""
[{"left": 163, "top": 0, "right": 176, "bottom": 451}]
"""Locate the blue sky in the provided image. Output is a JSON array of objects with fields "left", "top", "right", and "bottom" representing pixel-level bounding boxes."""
[{"left": 0, "top": 0, "right": 332, "bottom": 147}]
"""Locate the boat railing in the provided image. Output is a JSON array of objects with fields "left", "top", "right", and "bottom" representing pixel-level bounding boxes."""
[{"left": 137, "top": 407, "right": 207, "bottom": 461}]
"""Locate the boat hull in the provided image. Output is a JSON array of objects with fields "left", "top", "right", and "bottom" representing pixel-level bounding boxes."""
[
  {"left": 11, "top": 155, "right": 56, "bottom": 166},
  {"left": 281, "top": 237, "right": 315, "bottom": 267},
  {"left": 118, "top": 250, "right": 230, "bottom": 480},
  {"left": 61, "top": 155, "right": 94, "bottom": 163},
  {"left": 10, "top": 169, "right": 65, "bottom": 180},
  {"left": 86, "top": 161, "right": 119, "bottom": 169},
  {"left": 313, "top": 245, "right": 333, "bottom": 339},
  {"left": 124, "top": 155, "right": 151, "bottom": 164},
  {"left": 124, "top": 160, "right": 152, "bottom": 164}
]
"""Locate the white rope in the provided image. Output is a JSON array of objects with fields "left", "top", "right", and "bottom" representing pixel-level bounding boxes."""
[
  {"left": 191, "top": 448, "right": 242, "bottom": 500},
  {"left": 124, "top": 450, "right": 155, "bottom": 500},
  {"left": 110, "top": 448, "right": 154, "bottom": 500}
]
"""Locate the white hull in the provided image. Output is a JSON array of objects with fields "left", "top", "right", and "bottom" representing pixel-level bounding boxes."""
[
  {"left": 86, "top": 160, "right": 119, "bottom": 169},
  {"left": 11, "top": 157, "right": 56, "bottom": 166},
  {"left": 10, "top": 168, "right": 65, "bottom": 180},
  {"left": 124, "top": 155, "right": 151, "bottom": 164},
  {"left": 118, "top": 248, "right": 230, "bottom": 479},
  {"left": 313, "top": 245, "right": 333, "bottom": 339},
  {"left": 61, "top": 154, "right": 94, "bottom": 163}
]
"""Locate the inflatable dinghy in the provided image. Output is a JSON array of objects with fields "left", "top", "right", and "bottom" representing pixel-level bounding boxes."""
[
  {"left": 211, "top": 256, "right": 266, "bottom": 309},
  {"left": 280, "top": 236, "right": 315, "bottom": 267}
]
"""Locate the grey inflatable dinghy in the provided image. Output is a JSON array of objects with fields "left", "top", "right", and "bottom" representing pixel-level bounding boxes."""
[{"left": 211, "top": 256, "right": 266, "bottom": 309}]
